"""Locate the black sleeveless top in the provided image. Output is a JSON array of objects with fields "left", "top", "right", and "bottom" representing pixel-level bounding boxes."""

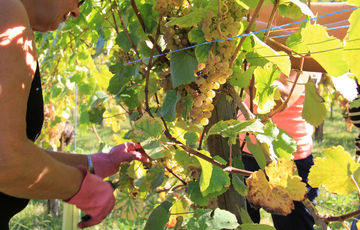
[{"left": 0, "top": 65, "right": 44, "bottom": 229}]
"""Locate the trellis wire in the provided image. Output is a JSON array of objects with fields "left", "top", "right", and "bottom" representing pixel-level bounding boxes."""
[{"left": 124, "top": 6, "right": 359, "bottom": 65}]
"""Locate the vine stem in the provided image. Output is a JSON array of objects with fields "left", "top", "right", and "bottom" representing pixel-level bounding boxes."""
[
  {"left": 324, "top": 209, "right": 360, "bottom": 224},
  {"left": 229, "top": 0, "right": 265, "bottom": 68},
  {"left": 144, "top": 18, "right": 162, "bottom": 117},
  {"left": 264, "top": 0, "right": 279, "bottom": 38},
  {"left": 109, "top": 0, "right": 119, "bottom": 34},
  {"left": 130, "top": 0, "right": 170, "bottom": 66},
  {"left": 266, "top": 37, "right": 311, "bottom": 58},
  {"left": 156, "top": 184, "right": 186, "bottom": 193},
  {"left": 91, "top": 125, "right": 103, "bottom": 143},
  {"left": 165, "top": 166, "right": 187, "bottom": 185},
  {"left": 113, "top": 0, "right": 141, "bottom": 60},
  {"left": 351, "top": 174, "right": 360, "bottom": 198},
  {"left": 302, "top": 199, "right": 330, "bottom": 230},
  {"left": 226, "top": 85, "right": 255, "bottom": 121},
  {"left": 229, "top": 144, "right": 232, "bottom": 167}
]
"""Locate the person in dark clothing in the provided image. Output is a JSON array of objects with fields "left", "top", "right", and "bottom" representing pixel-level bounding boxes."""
[{"left": 0, "top": 0, "right": 149, "bottom": 229}]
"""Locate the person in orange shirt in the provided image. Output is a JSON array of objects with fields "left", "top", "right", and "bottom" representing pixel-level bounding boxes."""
[
  {"left": 239, "top": 3, "right": 356, "bottom": 229},
  {"left": 238, "top": 70, "right": 321, "bottom": 230}
]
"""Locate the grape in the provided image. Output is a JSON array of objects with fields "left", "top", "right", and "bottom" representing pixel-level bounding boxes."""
[
  {"left": 200, "top": 118, "right": 209, "bottom": 126},
  {"left": 184, "top": 0, "right": 244, "bottom": 125},
  {"left": 207, "top": 90, "right": 216, "bottom": 98}
]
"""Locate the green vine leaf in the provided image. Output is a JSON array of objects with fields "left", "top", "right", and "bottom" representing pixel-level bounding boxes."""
[
  {"left": 288, "top": 0, "right": 314, "bottom": 17},
  {"left": 166, "top": 8, "right": 205, "bottom": 28},
  {"left": 143, "top": 200, "right": 173, "bottom": 230},
  {"left": 160, "top": 90, "right": 181, "bottom": 122},
  {"left": 187, "top": 180, "right": 210, "bottom": 206},
  {"left": 230, "top": 66, "right": 256, "bottom": 88},
  {"left": 302, "top": 81, "right": 327, "bottom": 127},
  {"left": 131, "top": 114, "right": 163, "bottom": 142},
  {"left": 196, "top": 151, "right": 230, "bottom": 197},
  {"left": 308, "top": 146, "right": 360, "bottom": 195},
  {"left": 187, "top": 208, "right": 239, "bottom": 230},
  {"left": 348, "top": 0, "right": 360, "bottom": 6},
  {"left": 254, "top": 63, "right": 281, "bottom": 113},
  {"left": 256, "top": 122, "right": 297, "bottom": 160},
  {"left": 232, "top": 174, "right": 249, "bottom": 196},
  {"left": 207, "top": 119, "right": 264, "bottom": 145},
  {"left": 286, "top": 32, "right": 309, "bottom": 56},
  {"left": 114, "top": 191, "right": 143, "bottom": 221},
  {"left": 170, "top": 51, "right": 197, "bottom": 88}
]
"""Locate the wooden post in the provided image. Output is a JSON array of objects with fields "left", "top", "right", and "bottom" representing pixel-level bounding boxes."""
[{"left": 207, "top": 93, "right": 247, "bottom": 222}]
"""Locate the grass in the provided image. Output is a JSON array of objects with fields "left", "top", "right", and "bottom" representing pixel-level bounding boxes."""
[{"left": 9, "top": 105, "right": 360, "bottom": 229}]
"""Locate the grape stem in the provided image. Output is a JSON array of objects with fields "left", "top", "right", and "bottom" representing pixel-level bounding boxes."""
[{"left": 156, "top": 184, "right": 186, "bottom": 193}]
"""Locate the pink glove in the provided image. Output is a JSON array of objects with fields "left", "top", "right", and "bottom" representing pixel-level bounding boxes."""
[
  {"left": 64, "top": 166, "right": 115, "bottom": 229},
  {"left": 91, "top": 142, "right": 150, "bottom": 179}
]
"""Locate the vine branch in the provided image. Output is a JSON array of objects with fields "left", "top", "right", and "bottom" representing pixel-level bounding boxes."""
[{"left": 163, "top": 137, "right": 252, "bottom": 177}]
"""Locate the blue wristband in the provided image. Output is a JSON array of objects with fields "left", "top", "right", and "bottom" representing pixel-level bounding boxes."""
[{"left": 87, "top": 155, "right": 94, "bottom": 174}]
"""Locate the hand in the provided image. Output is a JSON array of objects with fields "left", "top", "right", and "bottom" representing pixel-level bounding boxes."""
[
  {"left": 91, "top": 142, "right": 150, "bottom": 178},
  {"left": 64, "top": 166, "right": 115, "bottom": 229}
]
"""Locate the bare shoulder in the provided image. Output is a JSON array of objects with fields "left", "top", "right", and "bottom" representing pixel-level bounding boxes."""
[
  {"left": 0, "top": 0, "right": 31, "bottom": 29},
  {"left": 0, "top": 0, "right": 36, "bottom": 74}
]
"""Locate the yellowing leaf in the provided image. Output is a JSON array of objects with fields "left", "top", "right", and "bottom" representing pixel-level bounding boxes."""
[
  {"left": 302, "top": 81, "right": 327, "bottom": 127},
  {"left": 266, "top": 159, "right": 307, "bottom": 201},
  {"left": 114, "top": 191, "right": 143, "bottom": 221},
  {"left": 131, "top": 114, "right": 163, "bottom": 142},
  {"left": 246, "top": 170, "right": 294, "bottom": 216},
  {"left": 168, "top": 198, "right": 191, "bottom": 226},
  {"left": 246, "top": 159, "right": 307, "bottom": 215},
  {"left": 301, "top": 24, "right": 348, "bottom": 77},
  {"left": 252, "top": 35, "right": 291, "bottom": 76},
  {"left": 308, "top": 146, "right": 360, "bottom": 195},
  {"left": 343, "top": 9, "right": 360, "bottom": 77}
]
